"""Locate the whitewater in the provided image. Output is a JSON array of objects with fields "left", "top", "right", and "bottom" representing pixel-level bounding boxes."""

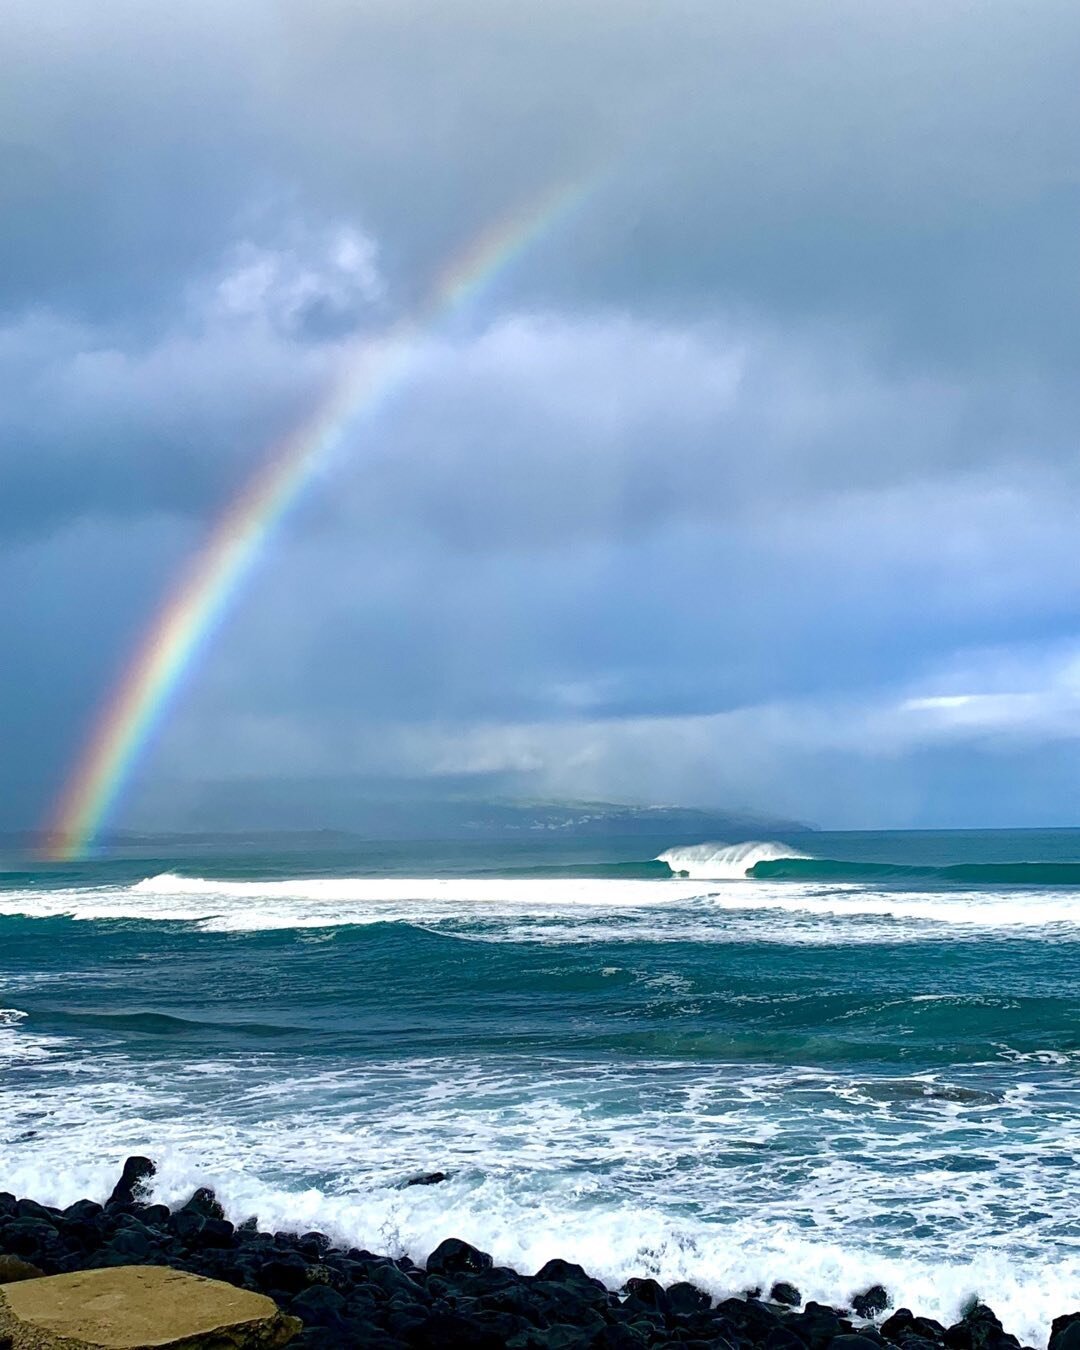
[{"left": 2, "top": 829, "right": 1079, "bottom": 1346}]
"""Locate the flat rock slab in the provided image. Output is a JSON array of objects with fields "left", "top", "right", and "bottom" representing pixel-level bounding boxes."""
[{"left": 0, "top": 1265, "right": 301, "bottom": 1349}]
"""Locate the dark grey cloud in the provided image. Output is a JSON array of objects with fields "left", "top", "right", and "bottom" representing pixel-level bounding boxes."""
[{"left": 4, "top": 0, "right": 1080, "bottom": 830}]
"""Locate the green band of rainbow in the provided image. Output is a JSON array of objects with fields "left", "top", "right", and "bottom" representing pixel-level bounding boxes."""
[{"left": 43, "top": 177, "right": 591, "bottom": 861}]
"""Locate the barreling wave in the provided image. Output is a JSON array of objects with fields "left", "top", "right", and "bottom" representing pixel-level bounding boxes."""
[{"left": 656, "top": 841, "right": 811, "bottom": 879}]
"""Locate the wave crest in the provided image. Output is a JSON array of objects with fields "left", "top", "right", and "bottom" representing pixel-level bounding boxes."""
[{"left": 657, "top": 840, "right": 810, "bottom": 879}]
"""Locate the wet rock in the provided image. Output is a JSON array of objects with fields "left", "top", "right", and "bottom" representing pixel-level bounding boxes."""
[
  {"left": 196, "top": 1218, "right": 237, "bottom": 1250},
  {"left": 106, "top": 1156, "right": 156, "bottom": 1209},
  {"left": 260, "top": 1255, "right": 311, "bottom": 1296},
  {"left": 412, "top": 1308, "right": 503, "bottom": 1348},
  {"left": 1, "top": 1217, "right": 59, "bottom": 1260},
  {"left": 295, "top": 1232, "right": 331, "bottom": 1257},
  {"left": 182, "top": 1187, "right": 227, "bottom": 1221},
  {"left": 909, "top": 1317, "right": 948, "bottom": 1342},
  {"left": 106, "top": 1229, "right": 152, "bottom": 1261},
  {"left": 854, "top": 1287, "right": 891, "bottom": 1319},
  {"left": 61, "top": 1199, "right": 103, "bottom": 1223},
  {"left": 290, "top": 1285, "right": 346, "bottom": 1326},
  {"left": 622, "top": 1277, "right": 669, "bottom": 1312},
  {"left": 667, "top": 1280, "right": 712, "bottom": 1314},
  {"left": 1051, "top": 1319, "right": 1080, "bottom": 1350},
  {"left": 425, "top": 1237, "right": 494, "bottom": 1276},
  {"left": 403, "top": 1171, "right": 448, "bottom": 1187},
  {"left": 789, "top": 1302, "right": 850, "bottom": 1350},
  {"left": 772, "top": 1282, "right": 803, "bottom": 1307},
  {"left": 883, "top": 1311, "right": 916, "bottom": 1341},
  {"left": 168, "top": 1210, "right": 206, "bottom": 1243},
  {"left": 946, "top": 1305, "right": 1013, "bottom": 1350},
  {"left": 834, "top": 1336, "right": 886, "bottom": 1350},
  {"left": 369, "top": 1262, "right": 428, "bottom": 1303},
  {"left": 537, "top": 1258, "right": 606, "bottom": 1292},
  {"left": 716, "top": 1295, "right": 784, "bottom": 1338},
  {"left": 13, "top": 1200, "right": 58, "bottom": 1224},
  {"left": 901, "top": 1337, "right": 945, "bottom": 1350},
  {"left": 593, "top": 1325, "right": 648, "bottom": 1348},
  {"left": 767, "top": 1327, "right": 811, "bottom": 1350},
  {"left": 507, "top": 1324, "right": 593, "bottom": 1349}
]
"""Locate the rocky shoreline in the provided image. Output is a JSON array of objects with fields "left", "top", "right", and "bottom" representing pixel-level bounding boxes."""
[{"left": 1, "top": 1158, "right": 1077, "bottom": 1350}]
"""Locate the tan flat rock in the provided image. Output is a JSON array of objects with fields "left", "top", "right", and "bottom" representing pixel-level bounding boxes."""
[{"left": 0, "top": 1265, "right": 301, "bottom": 1349}]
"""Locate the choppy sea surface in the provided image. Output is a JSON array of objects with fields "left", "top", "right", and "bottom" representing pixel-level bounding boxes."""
[{"left": 1, "top": 829, "right": 1079, "bottom": 1346}]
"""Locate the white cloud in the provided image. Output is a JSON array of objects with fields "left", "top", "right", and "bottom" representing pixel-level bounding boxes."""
[{"left": 212, "top": 224, "right": 384, "bottom": 333}]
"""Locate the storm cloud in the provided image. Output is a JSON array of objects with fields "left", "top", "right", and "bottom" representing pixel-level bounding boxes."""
[{"left": 4, "top": 0, "right": 1080, "bottom": 831}]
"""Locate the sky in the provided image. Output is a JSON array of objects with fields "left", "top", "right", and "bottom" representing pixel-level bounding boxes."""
[{"left": 4, "top": 0, "right": 1080, "bottom": 833}]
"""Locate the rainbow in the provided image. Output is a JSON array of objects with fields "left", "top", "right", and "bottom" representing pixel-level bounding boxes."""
[{"left": 43, "top": 177, "right": 592, "bottom": 861}]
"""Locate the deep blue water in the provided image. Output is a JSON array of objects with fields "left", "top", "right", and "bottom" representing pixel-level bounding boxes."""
[{"left": 1, "top": 829, "right": 1078, "bottom": 1343}]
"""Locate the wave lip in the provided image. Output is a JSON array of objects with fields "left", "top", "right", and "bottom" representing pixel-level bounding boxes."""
[{"left": 657, "top": 840, "right": 811, "bottom": 880}]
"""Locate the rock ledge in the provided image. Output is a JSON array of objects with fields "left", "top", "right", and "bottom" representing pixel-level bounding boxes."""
[{"left": 0, "top": 1264, "right": 300, "bottom": 1349}]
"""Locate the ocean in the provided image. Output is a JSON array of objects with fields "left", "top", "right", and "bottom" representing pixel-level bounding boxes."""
[{"left": 1, "top": 829, "right": 1078, "bottom": 1346}]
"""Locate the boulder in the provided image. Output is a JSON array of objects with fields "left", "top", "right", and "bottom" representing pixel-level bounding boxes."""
[
  {"left": 882, "top": 1310, "right": 916, "bottom": 1341},
  {"left": 833, "top": 1337, "right": 886, "bottom": 1350},
  {"left": 854, "top": 1287, "right": 890, "bottom": 1319},
  {"left": 772, "top": 1282, "right": 803, "bottom": 1308},
  {"left": 106, "top": 1157, "right": 156, "bottom": 1209},
  {"left": 1051, "top": 1319, "right": 1080, "bottom": 1350},
  {"left": 0, "top": 1264, "right": 300, "bottom": 1348},
  {"left": 667, "top": 1281, "right": 712, "bottom": 1314},
  {"left": 181, "top": 1188, "right": 227, "bottom": 1222},
  {"left": 425, "top": 1237, "right": 493, "bottom": 1276}
]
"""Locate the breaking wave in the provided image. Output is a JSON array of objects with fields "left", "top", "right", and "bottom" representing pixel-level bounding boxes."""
[
  {"left": 657, "top": 841, "right": 810, "bottom": 879},
  {"left": 658, "top": 842, "right": 1080, "bottom": 886}
]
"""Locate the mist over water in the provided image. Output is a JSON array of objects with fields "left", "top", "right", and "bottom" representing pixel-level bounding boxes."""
[{"left": 2, "top": 829, "right": 1079, "bottom": 1346}]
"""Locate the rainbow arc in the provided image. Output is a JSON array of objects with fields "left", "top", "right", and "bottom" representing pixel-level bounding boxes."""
[{"left": 43, "top": 177, "right": 591, "bottom": 861}]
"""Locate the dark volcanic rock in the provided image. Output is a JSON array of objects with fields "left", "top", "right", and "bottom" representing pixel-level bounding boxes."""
[
  {"left": 717, "top": 1294, "right": 784, "bottom": 1338},
  {"left": 426, "top": 1236, "right": 494, "bottom": 1276},
  {"left": 291, "top": 1285, "right": 346, "bottom": 1326},
  {"left": 883, "top": 1310, "right": 917, "bottom": 1341},
  {"left": 0, "top": 1166, "right": 1073, "bottom": 1350},
  {"left": 537, "top": 1258, "right": 606, "bottom": 1294},
  {"left": 946, "top": 1305, "right": 1015, "bottom": 1350},
  {"left": 622, "top": 1276, "right": 669, "bottom": 1313},
  {"left": 181, "top": 1186, "right": 226, "bottom": 1221},
  {"left": 667, "top": 1279, "right": 712, "bottom": 1314},
  {"left": 195, "top": 1217, "right": 237, "bottom": 1249},
  {"left": 834, "top": 1337, "right": 886, "bottom": 1350},
  {"left": 767, "top": 1327, "right": 812, "bottom": 1350},
  {"left": 790, "top": 1301, "right": 851, "bottom": 1350},
  {"left": 1051, "top": 1318, "right": 1080, "bottom": 1350},
  {"left": 106, "top": 1155, "right": 156, "bottom": 1208},
  {"left": 62, "top": 1199, "right": 103, "bottom": 1223},
  {"left": 14, "top": 1199, "right": 58, "bottom": 1223},
  {"left": 403, "top": 1171, "right": 448, "bottom": 1187},
  {"left": 854, "top": 1286, "right": 890, "bottom": 1319},
  {"left": 167, "top": 1209, "right": 205, "bottom": 1243},
  {"left": 593, "top": 1325, "right": 647, "bottom": 1348}
]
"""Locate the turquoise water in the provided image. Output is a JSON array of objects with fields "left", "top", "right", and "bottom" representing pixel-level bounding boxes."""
[{"left": 1, "top": 830, "right": 1079, "bottom": 1344}]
